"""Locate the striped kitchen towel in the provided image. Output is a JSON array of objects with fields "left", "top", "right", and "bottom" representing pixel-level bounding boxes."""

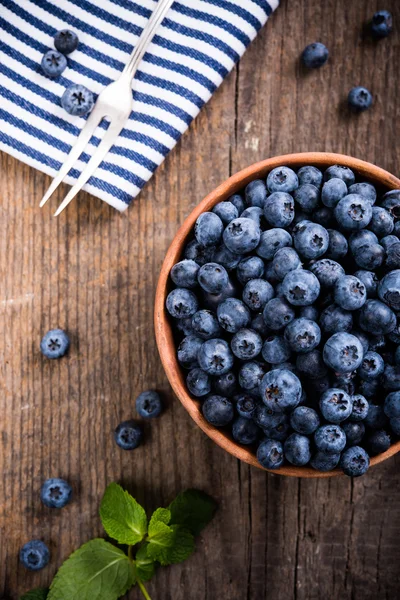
[{"left": 0, "top": 0, "right": 279, "bottom": 212}]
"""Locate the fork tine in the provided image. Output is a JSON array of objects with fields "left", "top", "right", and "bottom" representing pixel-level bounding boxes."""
[
  {"left": 40, "top": 109, "right": 104, "bottom": 207},
  {"left": 54, "top": 120, "right": 124, "bottom": 216}
]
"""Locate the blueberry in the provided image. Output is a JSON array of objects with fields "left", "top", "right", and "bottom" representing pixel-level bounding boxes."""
[
  {"left": 310, "top": 259, "right": 345, "bottom": 289},
  {"left": 367, "top": 430, "right": 391, "bottom": 455},
  {"left": 312, "top": 206, "right": 335, "bottom": 227},
  {"left": 263, "top": 192, "right": 295, "bottom": 228},
  {"left": 61, "top": 84, "right": 94, "bottom": 116},
  {"left": 237, "top": 256, "right": 265, "bottom": 285},
  {"left": 310, "top": 452, "right": 340, "bottom": 472},
  {"left": 267, "top": 167, "right": 299, "bottom": 194},
  {"left": 369, "top": 207, "right": 394, "bottom": 237},
  {"left": 315, "top": 424, "right": 346, "bottom": 453},
  {"left": 238, "top": 362, "right": 266, "bottom": 392},
  {"left": 290, "top": 406, "right": 320, "bottom": 435},
  {"left": 184, "top": 240, "right": 214, "bottom": 265},
  {"left": 319, "top": 304, "right": 353, "bottom": 335},
  {"left": 186, "top": 368, "right": 211, "bottom": 397},
  {"left": 299, "top": 305, "right": 319, "bottom": 321},
  {"left": 198, "top": 263, "right": 229, "bottom": 294},
  {"left": 296, "top": 350, "right": 327, "bottom": 379},
  {"left": 212, "top": 201, "right": 239, "bottom": 224},
  {"left": 272, "top": 247, "right": 301, "bottom": 281},
  {"left": 191, "top": 310, "right": 220, "bottom": 339},
  {"left": 262, "top": 335, "right": 292, "bottom": 364},
  {"left": 348, "top": 87, "right": 373, "bottom": 112},
  {"left": 198, "top": 338, "right": 234, "bottom": 375},
  {"left": 357, "top": 351, "right": 384, "bottom": 381},
  {"left": 251, "top": 313, "right": 270, "bottom": 337},
  {"left": 359, "top": 299, "right": 396, "bottom": 335},
  {"left": 381, "top": 190, "right": 400, "bottom": 219},
  {"left": 349, "top": 229, "right": 378, "bottom": 252},
  {"left": 301, "top": 41, "right": 329, "bottom": 68},
  {"left": 284, "top": 433, "right": 311, "bottom": 466},
  {"left": 262, "top": 297, "right": 295, "bottom": 330},
  {"left": 297, "top": 165, "right": 323, "bottom": 188},
  {"left": 253, "top": 404, "right": 285, "bottom": 430},
  {"left": 384, "top": 391, "right": 400, "bottom": 418},
  {"left": 282, "top": 269, "right": 320, "bottom": 306},
  {"left": 256, "top": 228, "right": 292, "bottom": 260},
  {"left": 352, "top": 330, "right": 370, "bottom": 353},
  {"left": 358, "top": 378, "right": 380, "bottom": 400},
  {"left": 235, "top": 393, "right": 258, "bottom": 418},
  {"left": 324, "top": 165, "right": 355, "bottom": 186},
  {"left": 40, "top": 328, "right": 70, "bottom": 359},
  {"left": 259, "top": 368, "right": 302, "bottom": 412},
  {"left": 353, "top": 270, "right": 378, "bottom": 298},
  {"left": 335, "top": 194, "right": 373, "bottom": 230},
  {"left": 333, "top": 275, "right": 366, "bottom": 311},
  {"left": 264, "top": 260, "right": 280, "bottom": 285},
  {"left": 319, "top": 388, "right": 352, "bottom": 423},
  {"left": 177, "top": 335, "right": 203, "bottom": 369},
  {"left": 293, "top": 184, "right": 320, "bottom": 213},
  {"left": 171, "top": 259, "right": 199, "bottom": 289},
  {"left": 241, "top": 206, "right": 264, "bottom": 225},
  {"left": 257, "top": 438, "right": 284, "bottom": 469},
  {"left": 323, "top": 332, "right": 364, "bottom": 373},
  {"left": 202, "top": 395, "right": 234, "bottom": 426},
  {"left": 166, "top": 288, "right": 198, "bottom": 319},
  {"left": 213, "top": 371, "right": 237, "bottom": 397},
  {"left": 41, "top": 50, "right": 67, "bottom": 78},
  {"left": 390, "top": 417, "right": 400, "bottom": 436},
  {"left": 343, "top": 421, "right": 365, "bottom": 446},
  {"left": 229, "top": 193, "right": 246, "bottom": 215},
  {"left": 195, "top": 212, "right": 223, "bottom": 247},
  {"left": 371, "top": 10, "right": 393, "bottom": 38},
  {"left": 54, "top": 29, "right": 79, "bottom": 54},
  {"left": 20, "top": 540, "right": 50, "bottom": 571},
  {"left": 212, "top": 245, "right": 241, "bottom": 271},
  {"left": 231, "top": 328, "right": 262, "bottom": 360},
  {"left": 284, "top": 318, "right": 321, "bottom": 353},
  {"left": 41, "top": 478, "right": 72, "bottom": 509},
  {"left": 385, "top": 242, "right": 400, "bottom": 269},
  {"left": 364, "top": 404, "right": 388, "bottom": 429},
  {"left": 389, "top": 320, "right": 400, "bottom": 344},
  {"left": 340, "top": 446, "right": 369, "bottom": 476},
  {"left": 243, "top": 279, "right": 274, "bottom": 312},
  {"left": 261, "top": 414, "right": 291, "bottom": 441},
  {"left": 353, "top": 242, "right": 385, "bottom": 270},
  {"left": 135, "top": 390, "right": 163, "bottom": 419},
  {"left": 223, "top": 218, "right": 261, "bottom": 254},
  {"left": 348, "top": 182, "right": 377, "bottom": 204},
  {"left": 245, "top": 179, "right": 268, "bottom": 208},
  {"left": 293, "top": 220, "right": 329, "bottom": 259},
  {"left": 176, "top": 317, "right": 194, "bottom": 335},
  {"left": 321, "top": 178, "right": 348, "bottom": 208},
  {"left": 114, "top": 420, "right": 143, "bottom": 450},
  {"left": 217, "top": 298, "right": 251, "bottom": 333},
  {"left": 326, "top": 229, "right": 348, "bottom": 260},
  {"left": 232, "top": 416, "right": 260, "bottom": 445},
  {"left": 378, "top": 270, "right": 400, "bottom": 311}
]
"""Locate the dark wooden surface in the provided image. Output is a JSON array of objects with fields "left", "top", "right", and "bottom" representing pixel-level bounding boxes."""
[{"left": 1, "top": 0, "right": 400, "bottom": 598}]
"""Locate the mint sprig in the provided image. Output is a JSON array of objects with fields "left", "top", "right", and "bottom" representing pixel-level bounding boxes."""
[{"left": 25, "top": 484, "right": 216, "bottom": 600}]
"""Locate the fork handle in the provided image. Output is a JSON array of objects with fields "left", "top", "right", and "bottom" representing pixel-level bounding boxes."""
[{"left": 122, "top": 0, "right": 176, "bottom": 82}]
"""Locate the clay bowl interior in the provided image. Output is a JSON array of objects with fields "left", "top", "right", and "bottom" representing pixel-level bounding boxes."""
[{"left": 155, "top": 152, "right": 400, "bottom": 477}]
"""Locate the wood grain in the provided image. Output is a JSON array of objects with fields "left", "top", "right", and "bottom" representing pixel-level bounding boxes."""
[{"left": 1, "top": 0, "right": 400, "bottom": 598}]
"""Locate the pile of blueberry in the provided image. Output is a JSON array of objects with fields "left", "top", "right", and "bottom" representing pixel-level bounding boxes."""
[
  {"left": 301, "top": 10, "right": 393, "bottom": 112},
  {"left": 166, "top": 163, "right": 400, "bottom": 477},
  {"left": 41, "top": 29, "right": 94, "bottom": 117}
]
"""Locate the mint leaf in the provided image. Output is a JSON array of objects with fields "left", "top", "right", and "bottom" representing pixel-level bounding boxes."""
[
  {"left": 135, "top": 544, "right": 156, "bottom": 582},
  {"left": 168, "top": 489, "right": 217, "bottom": 536},
  {"left": 47, "top": 539, "right": 134, "bottom": 600},
  {"left": 146, "top": 521, "right": 176, "bottom": 565},
  {"left": 149, "top": 507, "right": 171, "bottom": 527},
  {"left": 100, "top": 482, "right": 147, "bottom": 545},
  {"left": 166, "top": 526, "right": 195, "bottom": 564},
  {"left": 21, "top": 590, "right": 48, "bottom": 600}
]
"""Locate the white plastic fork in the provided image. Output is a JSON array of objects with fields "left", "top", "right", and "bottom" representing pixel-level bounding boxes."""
[{"left": 40, "top": 0, "right": 176, "bottom": 216}]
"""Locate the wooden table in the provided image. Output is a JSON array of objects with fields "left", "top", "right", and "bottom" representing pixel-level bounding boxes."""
[{"left": 1, "top": 0, "right": 400, "bottom": 597}]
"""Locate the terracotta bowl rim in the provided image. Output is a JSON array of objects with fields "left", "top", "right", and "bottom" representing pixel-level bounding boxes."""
[{"left": 155, "top": 151, "right": 400, "bottom": 478}]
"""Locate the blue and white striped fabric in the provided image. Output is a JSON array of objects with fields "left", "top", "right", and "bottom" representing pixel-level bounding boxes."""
[{"left": 0, "top": 0, "right": 279, "bottom": 211}]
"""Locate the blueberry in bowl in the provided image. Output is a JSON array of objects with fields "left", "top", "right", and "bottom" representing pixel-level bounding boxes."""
[{"left": 155, "top": 152, "right": 400, "bottom": 478}]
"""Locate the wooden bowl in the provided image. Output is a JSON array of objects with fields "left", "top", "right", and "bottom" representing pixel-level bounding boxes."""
[{"left": 155, "top": 152, "right": 400, "bottom": 477}]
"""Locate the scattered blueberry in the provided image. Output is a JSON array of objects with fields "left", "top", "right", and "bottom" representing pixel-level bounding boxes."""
[
  {"left": 114, "top": 420, "right": 143, "bottom": 450},
  {"left": 302, "top": 42, "right": 329, "bottom": 69},
  {"left": 41, "top": 478, "right": 72, "bottom": 509},
  {"left": 348, "top": 87, "right": 373, "bottom": 112},
  {"left": 20, "top": 540, "right": 50, "bottom": 571},
  {"left": 40, "top": 329, "right": 70, "bottom": 359},
  {"left": 41, "top": 50, "right": 67, "bottom": 78},
  {"left": 61, "top": 84, "right": 94, "bottom": 116},
  {"left": 370, "top": 10, "right": 393, "bottom": 38},
  {"left": 54, "top": 29, "right": 79, "bottom": 54}
]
